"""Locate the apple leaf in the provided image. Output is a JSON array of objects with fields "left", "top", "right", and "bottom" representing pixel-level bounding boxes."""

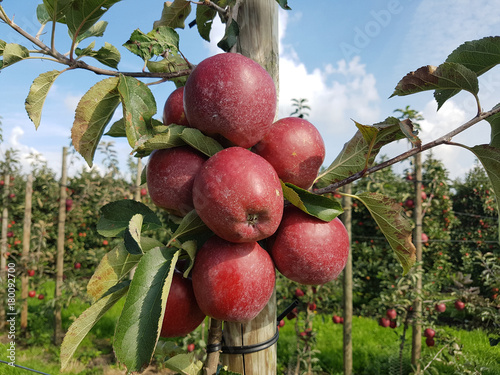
[
  {"left": 180, "top": 240, "right": 197, "bottom": 279},
  {"left": 485, "top": 104, "right": 500, "bottom": 149},
  {"left": 36, "top": 4, "right": 51, "bottom": 25},
  {"left": 195, "top": 4, "right": 217, "bottom": 42},
  {"left": 275, "top": 0, "right": 292, "bottom": 10},
  {"left": 180, "top": 127, "right": 224, "bottom": 157},
  {"left": 123, "top": 27, "right": 180, "bottom": 62},
  {"left": 114, "top": 246, "right": 179, "bottom": 373},
  {"left": 146, "top": 53, "right": 190, "bottom": 87},
  {"left": 72, "top": 77, "right": 120, "bottom": 166},
  {"left": 76, "top": 41, "right": 120, "bottom": 69},
  {"left": 123, "top": 214, "right": 144, "bottom": 255},
  {"left": 0, "top": 40, "right": 6, "bottom": 54},
  {"left": 97, "top": 199, "right": 162, "bottom": 237},
  {"left": 61, "top": 280, "right": 129, "bottom": 371},
  {"left": 104, "top": 118, "right": 126, "bottom": 137},
  {"left": 133, "top": 124, "right": 186, "bottom": 156},
  {"left": 391, "top": 63, "right": 479, "bottom": 110},
  {"left": 435, "top": 36, "right": 500, "bottom": 105},
  {"left": 64, "top": 0, "right": 121, "bottom": 39},
  {"left": 42, "top": 0, "right": 71, "bottom": 23},
  {"left": 164, "top": 353, "right": 204, "bottom": 375},
  {"left": 25, "top": 70, "right": 62, "bottom": 129},
  {"left": 153, "top": 0, "right": 192, "bottom": 30},
  {"left": 69, "top": 20, "right": 108, "bottom": 44},
  {"left": 354, "top": 192, "right": 416, "bottom": 274},
  {"left": 170, "top": 209, "right": 209, "bottom": 242},
  {"left": 217, "top": 20, "right": 239, "bottom": 52},
  {"left": 1, "top": 43, "right": 30, "bottom": 69},
  {"left": 316, "top": 117, "right": 409, "bottom": 185},
  {"left": 281, "top": 181, "right": 343, "bottom": 222}
]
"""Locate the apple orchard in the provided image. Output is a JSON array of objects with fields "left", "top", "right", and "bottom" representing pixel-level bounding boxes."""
[{"left": 1, "top": 1, "right": 500, "bottom": 375}]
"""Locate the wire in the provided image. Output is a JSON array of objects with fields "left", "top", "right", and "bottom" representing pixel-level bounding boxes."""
[{"left": 0, "top": 360, "right": 52, "bottom": 375}]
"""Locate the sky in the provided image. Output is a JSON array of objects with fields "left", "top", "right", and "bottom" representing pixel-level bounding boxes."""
[{"left": 1, "top": 0, "right": 500, "bottom": 181}]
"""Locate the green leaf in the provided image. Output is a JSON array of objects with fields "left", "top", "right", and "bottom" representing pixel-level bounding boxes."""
[
  {"left": 123, "top": 27, "right": 180, "bottom": 62},
  {"left": 114, "top": 247, "right": 180, "bottom": 373},
  {"left": 42, "top": 0, "right": 72, "bottom": 23},
  {"left": 133, "top": 124, "right": 187, "bottom": 156},
  {"left": 75, "top": 41, "right": 96, "bottom": 57},
  {"left": 123, "top": 214, "right": 145, "bottom": 255},
  {"left": 217, "top": 20, "right": 239, "bottom": 52},
  {"left": 354, "top": 192, "right": 416, "bottom": 274},
  {"left": 0, "top": 40, "right": 6, "bottom": 55},
  {"left": 153, "top": 0, "right": 192, "bottom": 29},
  {"left": 84, "top": 42, "right": 121, "bottom": 69},
  {"left": 195, "top": 5, "right": 217, "bottom": 42},
  {"left": 61, "top": 281, "right": 129, "bottom": 371},
  {"left": 170, "top": 209, "right": 208, "bottom": 242},
  {"left": 275, "top": 0, "right": 292, "bottom": 10},
  {"left": 391, "top": 63, "right": 479, "bottom": 109},
  {"left": 87, "top": 243, "right": 142, "bottom": 302},
  {"left": 72, "top": 77, "right": 120, "bottom": 166},
  {"left": 104, "top": 118, "right": 126, "bottom": 137},
  {"left": 146, "top": 53, "right": 190, "bottom": 87},
  {"left": 485, "top": 104, "right": 500, "bottom": 149},
  {"left": 97, "top": 199, "right": 162, "bottom": 237},
  {"left": 281, "top": 181, "right": 343, "bottom": 222},
  {"left": 180, "top": 127, "right": 223, "bottom": 157},
  {"left": 70, "top": 20, "right": 108, "bottom": 44},
  {"left": 64, "top": 0, "right": 121, "bottom": 38},
  {"left": 25, "top": 70, "right": 62, "bottom": 129},
  {"left": 36, "top": 4, "right": 51, "bottom": 25},
  {"left": 180, "top": 240, "right": 197, "bottom": 279},
  {"left": 1, "top": 43, "right": 30, "bottom": 68},
  {"left": 316, "top": 117, "right": 410, "bottom": 185},
  {"left": 117, "top": 75, "right": 156, "bottom": 149},
  {"left": 164, "top": 353, "right": 203, "bottom": 375}
]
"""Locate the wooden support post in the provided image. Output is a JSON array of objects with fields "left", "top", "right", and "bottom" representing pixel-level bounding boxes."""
[
  {"left": 0, "top": 172, "right": 10, "bottom": 326},
  {"left": 20, "top": 174, "right": 33, "bottom": 334},
  {"left": 54, "top": 147, "right": 68, "bottom": 345},
  {"left": 342, "top": 184, "right": 353, "bottom": 375},
  {"left": 134, "top": 157, "right": 142, "bottom": 201}
]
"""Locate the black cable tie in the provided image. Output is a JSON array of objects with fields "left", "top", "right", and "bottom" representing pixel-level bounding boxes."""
[
  {"left": 277, "top": 299, "right": 299, "bottom": 323},
  {"left": 188, "top": 19, "right": 197, "bottom": 28},
  {"left": 206, "top": 341, "right": 223, "bottom": 353},
  {"left": 221, "top": 328, "right": 279, "bottom": 355}
]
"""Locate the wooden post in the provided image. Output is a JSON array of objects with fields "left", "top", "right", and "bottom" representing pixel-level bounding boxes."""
[
  {"left": 0, "top": 172, "right": 10, "bottom": 326},
  {"left": 342, "top": 184, "right": 353, "bottom": 375},
  {"left": 20, "top": 174, "right": 33, "bottom": 334},
  {"left": 411, "top": 153, "right": 423, "bottom": 372},
  {"left": 221, "top": 1, "right": 279, "bottom": 373},
  {"left": 134, "top": 158, "right": 142, "bottom": 201},
  {"left": 54, "top": 147, "right": 68, "bottom": 345}
]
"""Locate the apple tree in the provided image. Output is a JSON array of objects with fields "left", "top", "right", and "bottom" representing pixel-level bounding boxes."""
[{"left": 1, "top": 1, "right": 500, "bottom": 374}]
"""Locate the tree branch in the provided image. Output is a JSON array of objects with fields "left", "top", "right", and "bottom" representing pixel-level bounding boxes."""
[
  {"left": 204, "top": 319, "right": 223, "bottom": 375},
  {"left": 315, "top": 105, "right": 500, "bottom": 195}
]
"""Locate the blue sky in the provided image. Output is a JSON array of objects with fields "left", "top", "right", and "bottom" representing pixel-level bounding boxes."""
[{"left": 1, "top": 0, "right": 500, "bottom": 180}]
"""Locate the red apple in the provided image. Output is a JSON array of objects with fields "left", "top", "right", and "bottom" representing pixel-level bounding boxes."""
[
  {"left": 454, "top": 300, "right": 465, "bottom": 311},
  {"left": 7, "top": 231, "right": 13, "bottom": 238},
  {"left": 339, "top": 317, "right": 344, "bottom": 324},
  {"left": 287, "top": 307, "right": 298, "bottom": 320},
  {"left": 163, "top": 86, "right": 190, "bottom": 126},
  {"left": 187, "top": 343, "right": 195, "bottom": 352},
  {"left": 421, "top": 232, "right": 429, "bottom": 243},
  {"left": 278, "top": 319, "right": 285, "bottom": 328},
  {"left": 270, "top": 206, "right": 349, "bottom": 285},
  {"left": 252, "top": 117, "right": 325, "bottom": 189},
  {"left": 103, "top": 240, "right": 109, "bottom": 246},
  {"left": 28, "top": 290, "right": 36, "bottom": 298},
  {"left": 379, "top": 317, "right": 390, "bottom": 327},
  {"left": 425, "top": 337, "right": 435, "bottom": 347},
  {"left": 435, "top": 303, "right": 446, "bottom": 313},
  {"left": 27, "top": 269, "right": 35, "bottom": 277},
  {"left": 404, "top": 198, "right": 414, "bottom": 208},
  {"left": 390, "top": 320, "right": 397, "bottom": 329},
  {"left": 191, "top": 236, "right": 275, "bottom": 323},
  {"left": 160, "top": 270, "right": 206, "bottom": 338},
  {"left": 183, "top": 53, "right": 277, "bottom": 148},
  {"left": 332, "top": 315, "right": 342, "bottom": 324},
  {"left": 65, "top": 198, "right": 73, "bottom": 212},
  {"left": 192, "top": 147, "right": 283, "bottom": 243},
  {"left": 140, "top": 187, "right": 147, "bottom": 197},
  {"left": 424, "top": 328, "right": 435, "bottom": 338},
  {"left": 74, "top": 262, "right": 81, "bottom": 269},
  {"left": 386, "top": 308, "right": 397, "bottom": 320},
  {"left": 295, "top": 288, "right": 305, "bottom": 298},
  {"left": 147, "top": 146, "right": 207, "bottom": 217},
  {"left": 421, "top": 191, "right": 427, "bottom": 200},
  {"left": 38, "top": 294, "right": 45, "bottom": 300},
  {"left": 308, "top": 303, "right": 317, "bottom": 311}
]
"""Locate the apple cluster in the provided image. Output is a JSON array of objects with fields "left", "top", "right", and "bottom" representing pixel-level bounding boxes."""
[{"left": 147, "top": 53, "right": 350, "bottom": 338}]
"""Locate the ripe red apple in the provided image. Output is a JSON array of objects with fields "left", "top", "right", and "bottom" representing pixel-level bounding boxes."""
[
  {"left": 103, "top": 239, "right": 109, "bottom": 246},
  {"left": 27, "top": 269, "right": 35, "bottom": 277},
  {"left": 295, "top": 288, "right": 305, "bottom": 298},
  {"left": 379, "top": 317, "right": 390, "bottom": 327},
  {"left": 424, "top": 328, "right": 435, "bottom": 338},
  {"left": 435, "top": 303, "right": 446, "bottom": 313},
  {"left": 140, "top": 187, "right": 147, "bottom": 197},
  {"left": 425, "top": 337, "right": 435, "bottom": 347},
  {"left": 421, "top": 232, "right": 429, "bottom": 243},
  {"left": 74, "top": 262, "right": 81, "bottom": 269},
  {"left": 147, "top": 146, "right": 207, "bottom": 217},
  {"left": 163, "top": 86, "right": 190, "bottom": 126},
  {"left": 454, "top": 300, "right": 465, "bottom": 311},
  {"left": 28, "top": 290, "right": 36, "bottom": 298},
  {"left": 38, "top": 294, "right": 45, "bottom": 300},
  {"left": 252, "top": 117, "right": 325, "bottom": 189},
  {"left": 278, "top": 319, "right": 285, "bottom": 328},
  {"left": 390, "top": 320, "right": 397, "bottom": 329},
  {"left": 386, "top": 308, "right": 397, "bottom": 320},
  {"left": 7, "top": 231, "right": 13, "bottom": 238},
  {"left": 287, "top": 308, "right": 298, "bottom": 320},
  {"left": 404, "top": 198, "right": 414, "bottom": 208},
  {"left": 160, "top": 270, "right": 206, "bottom": 338},
  {"left": 186, "top": 343, "right": 195, "bottom": 353},
  {"left": 308, "top": 303, "right": 317, "bottom": 311},
  {"left": 192, "top": 147, "right": 283, "bottom": 243},
  {"left": 270, "top": 206, "right": 349, "bottom": 285},
  {"left": 332, "top": 315, "right": 342, "bottom": 324},
  {"left": 65, "top": 198, "right": 73, "bottom": 212},
  {"left": 183, "top": 53, "right": 277, "bottom": 148},
  {"left": 421, "top": 191, "right": 427, "bottom": 200},
  {"left": 191, "top": 236, "right": 275, "bottom": 323}
]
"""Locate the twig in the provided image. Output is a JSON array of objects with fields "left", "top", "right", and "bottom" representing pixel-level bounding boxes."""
[
  {"left": 422, "top": 343, "right": 449, "bottom": 372},
  {"left": 191, "top": 0, "right": 229, "bottom": 19},
  {"left": 204, "top": 319, "right": 223, "bottom": 375}
]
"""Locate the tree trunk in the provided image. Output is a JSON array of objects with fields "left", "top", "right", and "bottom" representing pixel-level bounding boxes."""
[
  {"left": 221, "top": 1, "right": 279, "bottom": 373},
  {"left": 0, "top": 172, "right": 10, "bottom": 327},
  {"left": 342, "top": 184, "right": 353, "bottom": 375},
  {"left": 20, "top": 174, "right": 33, "bottom": 334},
  {"left": 134, "top": 158, "right": 142, "bottom": 201},
  {"left": 54, "top": 147, "right": 68, "bottom": 345},
  {"left": 411, "top": 153, "right": 423, "bottom": 372}
]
